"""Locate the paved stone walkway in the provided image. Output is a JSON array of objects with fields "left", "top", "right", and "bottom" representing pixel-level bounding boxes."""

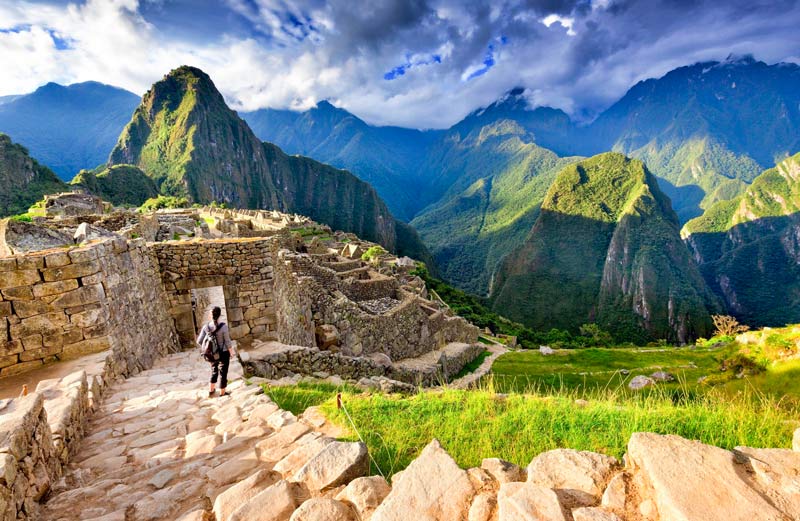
[{"left": 39, "top": 351, "right": 331, "bottom": 521}]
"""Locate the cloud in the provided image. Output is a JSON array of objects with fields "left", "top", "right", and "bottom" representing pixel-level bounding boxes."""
[{"left": 0, "top": 0, "right": 798, "bottom": 129}]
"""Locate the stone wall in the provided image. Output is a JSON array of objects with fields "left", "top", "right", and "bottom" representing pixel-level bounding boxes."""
[
  {"left": 275, "top": 250, "right": 479, "bottom": 360},
  {"left": 152, "top": 238, "right": 278, "bottom": 348},
  {"left": 0, "top": 237, "right": 179, "bottom": 379},
  {"left": 242, "top": 342, "right": 485, "bottom": 387},
  {"left": 0, "top": 393, "right": 61, "bottom": 521}
]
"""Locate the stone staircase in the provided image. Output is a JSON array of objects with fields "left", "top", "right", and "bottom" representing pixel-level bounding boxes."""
[{"left": 38, "top": 351, "right": 372, "bottom": 521}]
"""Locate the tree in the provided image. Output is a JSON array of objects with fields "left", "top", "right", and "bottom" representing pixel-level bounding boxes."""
[{"left": 711, "top": 314, "right": 749, "bottom": 337}]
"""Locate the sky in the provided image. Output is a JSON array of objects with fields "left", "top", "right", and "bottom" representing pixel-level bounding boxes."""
[{"left": 1, "top": 0, "right": 799, "bottom": 129}]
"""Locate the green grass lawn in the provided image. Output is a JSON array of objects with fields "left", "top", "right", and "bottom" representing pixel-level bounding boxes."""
[
  {"left": 263, "top": 331, "right": 800, "bottom": 478},
  {"left": 488, "top": 346, "right": 732, "bottom": 394},
  {"left": 266, "top": 383, "right": 795, "bottom": 478}
]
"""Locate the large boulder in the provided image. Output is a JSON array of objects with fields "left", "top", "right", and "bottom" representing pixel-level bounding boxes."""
[
  {"left": 734, "top": 446, "right": 800, "bottom": 519},
  {"left": 371, "top": 439, "right": 475, "bottom": 521},
  {"left": 628, "top": 375, "right": 654, "bottom": 390},
  {"left": 336, "top": 476, "right": 391, "bottom": 521},
  {"left": 213, "top": 469, "right": 279, "bottom": 521},
  {"left": 289, "top": 498, "right": 355, "bottom": 521},
  {"left": 228, "top": 480, "right": 298, "bottom": 521},
  {"left": 0, "top": 218, "right": 72, "bottom": 257},
  {"left": 497, "top": 482, "right": 567, "bottom": 521},
  {"left": 291, "top": 441, "right": 369, "bottom": 491},
  {"left": 626, "top": 432, "right": 787, "bottom": 521},
  {"left": 527, "top": 449, "right": 619, "bottom": 508}
]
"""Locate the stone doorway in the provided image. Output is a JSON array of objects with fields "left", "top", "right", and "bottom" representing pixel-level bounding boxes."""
[{"left": 192, "top": 286, "right": 227, "bottom": 336}]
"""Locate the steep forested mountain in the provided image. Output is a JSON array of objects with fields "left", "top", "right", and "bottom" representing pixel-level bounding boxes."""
[
  {"left": 108, "top": 66, "right": 428, "bottom": 257},
  {"left": 490, "top": 153, "right": 720, "bottom": 343},
  {"left": 0, "top": 133, "right": 67, "bottom": 216},
  {"left": 683, "top": 153, "right": 800, "bottom": 326},
  {"left": 243, "top": 102, "right": 441, "bottom": 221},
  {"left": 0, "top": 82, "right": 140, "bottom": 180}
]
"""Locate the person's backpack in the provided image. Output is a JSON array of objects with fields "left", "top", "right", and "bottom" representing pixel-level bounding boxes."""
[{"left": 200, "top": 322, "right": 225, "bottom": 363}]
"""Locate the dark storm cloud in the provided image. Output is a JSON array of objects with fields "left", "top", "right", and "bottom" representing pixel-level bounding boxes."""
[{"left": 1, "top": 0, "right": 798, "bottom": 127}]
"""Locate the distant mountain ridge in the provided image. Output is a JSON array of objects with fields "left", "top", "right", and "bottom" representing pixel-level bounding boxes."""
[
  {"left": 242, "top": 102, "right": 442, "bottom": 221},
  {"left": 0, "top": 82, "right": 140, "bottom": 180}
]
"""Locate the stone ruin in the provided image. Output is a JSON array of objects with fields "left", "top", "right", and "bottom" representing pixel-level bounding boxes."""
[
  {"left": 0, "top": 196, "right": 484, "bottom": 389},
  {"left": 1, "top": 196, "right": 800, "bottom": 520}
]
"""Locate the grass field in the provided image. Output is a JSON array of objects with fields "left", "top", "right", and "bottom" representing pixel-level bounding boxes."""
[
  {"left": 264, "top": 327, "right": 800, "bottom": 477},
  {"left": 266, "top": 382, "right": 796, "bottom": 477},
  {"left": 488, "top": 346, "right": 731, "bottom": 394}
]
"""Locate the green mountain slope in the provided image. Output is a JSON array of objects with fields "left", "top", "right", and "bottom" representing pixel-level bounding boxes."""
[
  {"left": 0, "top": 133, "right": 67, "bottom": 217},
  {"left": 683, "top": 152, "right": 800, "bottom": 326},
  {"left": 411, "top": 119, "right": 581, "bottom": 294},
  {"left": 490, "top": 153, "right": 719, "bottom": 343},
  {"left": 70, "top": 164, "right": 158, "bottom": 207},
  {"left": 108, "top": 66, "right": 429, "bottom": 257}
]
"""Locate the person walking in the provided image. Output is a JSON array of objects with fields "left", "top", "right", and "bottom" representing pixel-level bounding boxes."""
[{"left": 196, "top": 306, "right": 236, "bottom": 397}]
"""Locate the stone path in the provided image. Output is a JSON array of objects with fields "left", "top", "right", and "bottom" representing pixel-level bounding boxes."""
[
  {"left": 449, "top": 341, "right": 507, "bottom": 389},
  {"left": 39, "top": 351, "right": 370, "bottom": 521}
]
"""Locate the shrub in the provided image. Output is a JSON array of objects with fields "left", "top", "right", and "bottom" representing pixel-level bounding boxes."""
[
  {"left": 9, "top": 214, "right": 32, "bottom": 222},
  {"left": 579, "top": 323, "right": 614, "bottom": 347},
  {"left": 712, "top": 315, "right": 750, "bottom": 337},
  {"left": 361, "top": 246, "right": 387, "bottom": 263},
  {"left": 139, "top": 195, "right": 189, "bottom": 212}
]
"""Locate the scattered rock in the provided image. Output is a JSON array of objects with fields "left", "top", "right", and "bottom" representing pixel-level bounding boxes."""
[
  {"left": 371, "top": 439, "right": 475, "bottom": 521},
  {"left": 527, "top": 449, "right": 618, "bottom": 508},
  {"left": 292, "top": 441, "right": 369, "bottom": 491},
  {"left": 539, "top": 346, "right": 554, "bottom": 355},
  {"left": 600, "top": 473, "right": 626, "bottom": 512},
  {"left": 335, "top": 476, "right": 391, "bottom": 521},
  {"left": 468, "top": 492, "right": 497, "bottom": 521},
  {"left": 649, "top": 371, "right": 674, "bottom": 382},
  {"left": 628, "top": 375, "right": 655, "bottom": 390},
  {"left": 481, "top": 458, "right": 524, "bottom": 484},
  {"left": 289, "top": 498, "right": 355, "bottom": 521},
  {"left": 497, "top": 481, "right": 566, "bottom": 521}
]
